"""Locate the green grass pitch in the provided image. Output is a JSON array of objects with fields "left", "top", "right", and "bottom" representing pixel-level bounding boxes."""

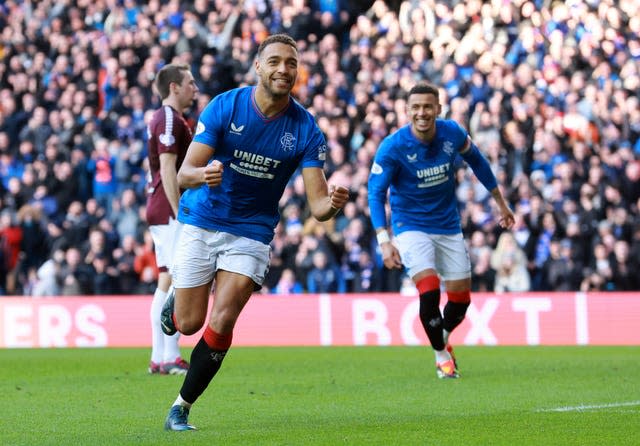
[{"left": 1, "top": 346, "right": 639, "bottom": 445}]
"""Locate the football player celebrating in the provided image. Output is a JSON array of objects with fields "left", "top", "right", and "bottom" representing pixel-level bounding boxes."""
[
  {"left": 368, "top": 82, "right": 514, "bottom": 379},
  {"left": 161, "top": 34, "right": 349, "bottom": 431}
]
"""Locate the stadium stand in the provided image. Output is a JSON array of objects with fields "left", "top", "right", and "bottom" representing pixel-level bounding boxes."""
[{"left": 0, "top": 0, "right": 638, "bottom": 295}]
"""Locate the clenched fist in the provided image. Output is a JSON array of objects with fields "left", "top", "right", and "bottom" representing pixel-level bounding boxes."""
[
  {"left": 203, "top": 159, "right": 223, "bottom": 187},
  {"left": 329, "top": 184, "right": 349, "bottom": 211}
]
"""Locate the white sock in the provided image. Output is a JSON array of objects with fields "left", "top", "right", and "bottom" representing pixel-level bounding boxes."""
[
  {"left": 163, "top": 331, "right": 182, "bottom": 364},
  {"left": 434, "top": 349, "right": 451, "bottom": 363},
  {"left": 173, "top": 394, "right": 192, "bottom": 409},
  {"left": 150, "top": 288, "right": 167, "bottom": 364}
]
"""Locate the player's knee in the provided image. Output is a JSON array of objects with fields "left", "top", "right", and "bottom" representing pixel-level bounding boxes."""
[{"left": 176, "top": 314, "right": 206, "bottom": 335}]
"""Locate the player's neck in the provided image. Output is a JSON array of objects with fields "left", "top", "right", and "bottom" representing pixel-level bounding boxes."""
[
  {"left": 254, "top": 86, "right": 290, "bottom": 118},
  {"left": 411, "top": 125, "right": 436, "bottom": 143},
  {"left": 162, "top": 98, "right": 183, "bottom": 114}
]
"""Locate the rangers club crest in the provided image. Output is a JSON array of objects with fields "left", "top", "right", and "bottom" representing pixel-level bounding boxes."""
[
  {"left": 281, "top": 132, "right": 296, "bottom": 151},
  {"left": 443, "top": 141, "right": 454, "bottom": 156}
]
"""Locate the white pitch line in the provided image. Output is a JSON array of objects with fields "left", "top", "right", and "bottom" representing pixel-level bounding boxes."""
[{"left": 537, "top": 401, "right": 640, "bottom": 412}]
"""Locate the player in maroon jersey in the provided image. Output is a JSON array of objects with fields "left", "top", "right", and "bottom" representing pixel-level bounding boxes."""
[{"left": 145, "top": 63, "right": 199, "bottom": 375}]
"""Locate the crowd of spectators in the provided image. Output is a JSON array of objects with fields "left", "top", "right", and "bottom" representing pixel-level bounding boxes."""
[{"left": 0, "top": 0, "right": 639, "bottom": 297}]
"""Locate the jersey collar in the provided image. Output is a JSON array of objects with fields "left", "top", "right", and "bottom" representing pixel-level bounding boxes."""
[{"left": 251, "top": 87, "right": 291, "bottom": 122}]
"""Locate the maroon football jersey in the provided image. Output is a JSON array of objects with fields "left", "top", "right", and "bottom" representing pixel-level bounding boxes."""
[{"left": 146, "top": 105, "right": 193, "bottom": 225}]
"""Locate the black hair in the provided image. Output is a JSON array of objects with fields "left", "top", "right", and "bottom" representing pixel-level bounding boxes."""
[
  {"left": 257, "top": 34, "right": 297, "bottom": 57},
  {"left": 408, "top": 82, "right": 439, "bottom": 100}
]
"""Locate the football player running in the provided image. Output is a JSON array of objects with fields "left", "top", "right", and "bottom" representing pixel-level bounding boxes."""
[
  {"left": 161, "top": 33, "right": 349, "bottom": 431},
  {"left": 368, "top": 82, "right": 514, "bottom": 379}
]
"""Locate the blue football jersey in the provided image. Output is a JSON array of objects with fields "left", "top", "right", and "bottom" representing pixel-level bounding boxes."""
[
  {"left": 178, "top": 86, "right": 327, "bottom": 243},
  {"left": 368, "top": 119, "right": 469, "bottom": 235}
]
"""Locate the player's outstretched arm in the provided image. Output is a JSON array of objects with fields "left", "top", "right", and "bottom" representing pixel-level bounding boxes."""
[
  {"left": 301, "top": 167, "right": 349, "bottom": 221},
  {"left": 177, "top": 141, "right": 221, "bottom": 189}
]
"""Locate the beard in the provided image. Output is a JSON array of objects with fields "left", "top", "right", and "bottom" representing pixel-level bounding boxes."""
[{"left": 259, "top": 75, "right": 294, "bottom": 99}]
